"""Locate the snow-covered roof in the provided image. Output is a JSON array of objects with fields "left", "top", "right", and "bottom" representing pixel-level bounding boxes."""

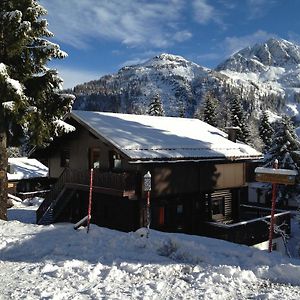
[
  {"left": 8, "top": 157, "right": 48, "bottom": 181},
  {"left": 255, "top": 167, "right": 298, "bottom": 176},
  {"left": 70, "top": 110, "right": 262, "bottom": 162}
]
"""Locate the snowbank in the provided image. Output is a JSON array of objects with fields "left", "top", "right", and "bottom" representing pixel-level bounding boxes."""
[{"left": 1, "top": 200, "right": 300, "bottom": 299}]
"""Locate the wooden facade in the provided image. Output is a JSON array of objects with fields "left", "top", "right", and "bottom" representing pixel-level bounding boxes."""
[{"left": 36, "top": 115, "right": 290, "bottom": 246}]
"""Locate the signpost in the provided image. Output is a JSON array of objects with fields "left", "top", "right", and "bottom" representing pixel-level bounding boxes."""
[
  {"left": 255, "top": 168, "right": 297, "bottom": 185},
  {"left": 144, "top": 171, "right": 152, "bottom": 236},
  {"left": 87, "top": 168, "right": 94, "bottom": 233},
  {"left": 255, "top": 160, "right": 298, "bottom": 252}
]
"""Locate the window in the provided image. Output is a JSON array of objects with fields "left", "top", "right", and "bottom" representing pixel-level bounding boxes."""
[
  {"left": 177, "top": 204, "right": 183, "bottom": 214},
  {"left": 109, "top": 151, "right": 122, "bottom": 170},
  {"left": 60, "top": 149, "right": 70, "bottom": 167},
  {"left": 211, "top": 197, "right": 225, "bottom": 216},
  {"left": 89, "top": 148, "right": 101, "bottom": 169}
]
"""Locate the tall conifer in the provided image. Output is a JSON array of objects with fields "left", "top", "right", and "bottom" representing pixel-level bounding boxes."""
[
  {"left": 259, "top": 111, "right": 274, "bottom": 152},
  {"left": 264, "top": 116, "right": 300, "bottom": 205},
  {"left": 203, "top": 92, "right": 218, "bottom": 127},
  {"left": 229, "top": 95, "right": 251, "bottom": 143},
  {"left": 0, "top": 0, "right": 74, "bottom": 219}
]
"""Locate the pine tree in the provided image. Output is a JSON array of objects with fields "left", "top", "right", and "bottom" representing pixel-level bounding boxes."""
[
  {"left": 265, "top": 116, "right": 300, "bottom": 169},
  {"left": 0, "top": 1, "right": 74, "bottom": 220},
  {"left": 229, "top": 95, "right": 251, "bottom": 143},
  {"left": 148, "top": 93, "right": 164, "bottom": 116},
  {"left": 202, "top": 92, "right": 218, "bottom": 127},
  {"left": 264, "top": 116, "right": 300, "bottom": 205},
  {"left": 259, "top": 111, "right": 274, "bottom": 152}
]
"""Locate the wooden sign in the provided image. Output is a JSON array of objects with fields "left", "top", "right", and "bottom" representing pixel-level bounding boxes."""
[
  {"left": 255, "top": 167, "right": 298, "bottom": 185},
  {"left": 0, "top": 170, "right": 5, "bottom": 179}
]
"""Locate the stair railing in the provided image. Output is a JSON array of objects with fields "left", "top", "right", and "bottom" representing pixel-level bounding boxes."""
[{"left": 36, "top": 168, "right": 71, "bottom": 223}]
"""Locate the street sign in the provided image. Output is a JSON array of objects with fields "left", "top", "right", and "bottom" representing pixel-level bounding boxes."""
[{"left": 255, "top": 167, "right": 298, "bottom": 185}]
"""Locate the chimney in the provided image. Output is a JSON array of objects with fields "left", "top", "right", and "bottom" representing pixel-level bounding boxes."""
[{"left": 225, "top": 127, "right": 240, "bottom": 143}]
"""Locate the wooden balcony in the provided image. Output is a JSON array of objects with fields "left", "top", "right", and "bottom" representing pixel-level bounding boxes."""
[
  {"left": 37, "top": 168, "right": 139, "bottom": 224},
  {"left": 64, "top": 168, "right": 138, "bottom": 196},
  {"left": 198, "top": 205, "right": 291, "bottom": 246}
]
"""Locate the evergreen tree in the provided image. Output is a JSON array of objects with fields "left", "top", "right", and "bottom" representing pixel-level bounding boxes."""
[
  {"left": 264, "top": 116, "right": 300, "bottom": 205},
  {"left": 229, "top": 95, "right": 251, "bottom": 143},
  {"left": 0, "top": 1, "right": 74, "bottom": 219},
  {"left": 265, "top": 116, "right": 300, "bottom": 169},
  {"left": 202, "top": 92, "right": 218, "bottom": 127},
  {"left": 148, "top": 93, "right": 164, "bottom": 116},
  {"left": 259, "top": 111, "right": 274, "bottom": 152}
]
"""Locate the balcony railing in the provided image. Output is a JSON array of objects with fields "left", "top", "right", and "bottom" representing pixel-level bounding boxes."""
[
  {"left": 37, "top": 168, "right": 139, "bottom": 223},
  {"left": 199, "top": 205, "right": 291, "bottom": 246}
]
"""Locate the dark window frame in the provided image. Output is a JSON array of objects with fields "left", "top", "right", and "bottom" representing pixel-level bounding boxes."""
[{"left": 60, "top": 149, "right": 70, "bottom": 167}]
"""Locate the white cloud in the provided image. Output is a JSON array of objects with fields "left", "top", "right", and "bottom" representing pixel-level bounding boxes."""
[
  {"left": 120, "top": 58, "right": 149, "bottom": 67},
  {"left": 192, "top": 0, "right": 223, "bottom": 25},
  {"left": 120, "top": 50, "right": 158, "bottom": 68},
  {"left": 40, "top": 0, "right": 190, "bottom": 49},
  {"left": 173, "top": 30, "right": 193, "bottom": 42},
  {"left": 56, "top": 67, "right": 103, "bottom": 89},
  {"left": 246, "top": 0, "right": 277, "bottom": 19},
  {"left": 223, "top": 30, "right": 276, "bottom": 55}
]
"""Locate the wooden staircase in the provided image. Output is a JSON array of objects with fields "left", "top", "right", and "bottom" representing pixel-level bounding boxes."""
[
  {"left": 37, "top": 168, "right": 71, "bottom": 224},
  {"left": 37, "top": 187, "right": 76, "bottom": 225}
]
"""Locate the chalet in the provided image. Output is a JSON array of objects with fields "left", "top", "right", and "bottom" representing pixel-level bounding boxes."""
[
  {"left": 8, "top": 157, "right": 50, "bottom": 198},
  {"left": 36, "top": 111, "right": 290, "bottom": 249}
]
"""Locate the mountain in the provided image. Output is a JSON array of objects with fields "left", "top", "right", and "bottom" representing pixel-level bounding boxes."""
[
  {"left": 72, "top": 53, "right": 229, "bottom": 118},
  {"left": 71, "top": 38, "right": 300, "bottom": 126},
  {"left": 217, "top": 38, "right": 300, "bottom": 118}
]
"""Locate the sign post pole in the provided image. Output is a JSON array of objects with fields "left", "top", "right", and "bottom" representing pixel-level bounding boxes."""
[
  {"left": 268, "top": 159, "right": 278, "bottom": 252},
  {"left": 143, "top": 171, "right": 152, "bottom": 236},
  {"left": 255, "top": 160, "right": 297, "bottom": 253},
  {"left": 87, "top": 168, "right": 94, "bottom": 233}
]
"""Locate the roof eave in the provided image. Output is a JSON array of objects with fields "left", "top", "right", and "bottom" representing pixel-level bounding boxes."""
[{"left": 128, "top": 155, "right": 263, "bottom": 164}]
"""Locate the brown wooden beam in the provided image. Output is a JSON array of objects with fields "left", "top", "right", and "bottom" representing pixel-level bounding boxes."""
[{"left": 64, "top": 183, "right": 137, "bottom": 199}]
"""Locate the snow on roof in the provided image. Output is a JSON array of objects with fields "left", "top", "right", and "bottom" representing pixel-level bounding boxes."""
[
  {"left": 8, "top": 157, "right": 48, "bottom": 181},
  {"left": 255, "top": 167, "right": 298, "bottom": 176},
  {"left": 70, "top": 110, "right": 262, "bottom": 161}
]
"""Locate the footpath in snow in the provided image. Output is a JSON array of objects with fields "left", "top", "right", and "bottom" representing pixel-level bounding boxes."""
[{"left": 0, "top": 200, "right": 300, "bottom": 299}]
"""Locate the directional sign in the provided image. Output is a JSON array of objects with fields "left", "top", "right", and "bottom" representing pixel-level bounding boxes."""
[{"left": 255, "top": 167, "right": 298, "bottom": 185}]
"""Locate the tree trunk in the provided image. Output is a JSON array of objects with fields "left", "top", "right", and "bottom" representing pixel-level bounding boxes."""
[{"left": 0, "top": 130, "right": 8, "bottom": 220}]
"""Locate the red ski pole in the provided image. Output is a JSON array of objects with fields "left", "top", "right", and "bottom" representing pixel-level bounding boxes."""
[{"left": 87, "top": 168, "right": 94, "bottom": 233}]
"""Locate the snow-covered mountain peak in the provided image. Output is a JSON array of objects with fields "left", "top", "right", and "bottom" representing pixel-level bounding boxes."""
[
  {"left": 217, "top": 38, "right": 300, "bottom": 72},
  {"left": 155, "top": 53, "right": 188, "bottom": 62},
  {"left": 140, "top": 52, "right": 209, "bottom": 72},
  {"left": 216, "top": 38, "right": 300, "bottom": 118}
]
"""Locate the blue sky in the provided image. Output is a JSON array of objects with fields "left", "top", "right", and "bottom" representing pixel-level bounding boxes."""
[{"left": 40, "top": 0, "right": 300, "bottom": 89}]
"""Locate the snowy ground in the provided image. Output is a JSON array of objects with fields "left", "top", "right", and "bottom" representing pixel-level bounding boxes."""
[{"left": 1, "top": 201, "right": 300, "bottom": 299}]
